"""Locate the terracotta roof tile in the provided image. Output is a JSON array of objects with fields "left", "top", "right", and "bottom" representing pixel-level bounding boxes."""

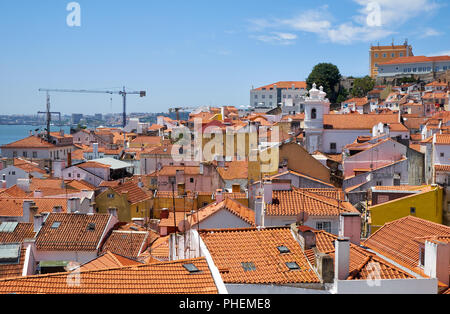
[
  {"left": 267, "top": 188, "right": 358, "bottom": 217},
  {"left": 0, "top": 223, "right": 35, "bottom": 243},
  {"left": 189, "top": 198, "right": 255, "bottom": 227},
  {"left": 80, "top": 251, "right": 142, "bottom": 271},
  {"left": 0, "top": 136, "right": 57, "bottom": 149},
  {"left": 0, "top": 245, "right": 26, "bottom": 280},
  {"left": 254, "top": 81, "right": 307, "bottom": 91},
  {"left": 110, "top": 181, "right": 152, "bottom": 205},
  {"left": 101, "top": 230, "right": 150, "bottom": 259},
  {"left": 313, "top": 230, "right": 413, "bottom": 280},
  {"left": 363, "top": 216, "right": 450, "bottom": 275},
  {"left": 216, "top": 161, "right": 248, "bottom": 180},
  {"left": 323, "top": 114, "right": 399, "bottom": 130},
  {"left": 35, "top": 213, "right": 112, "bottom": 251},
  {"left": 200, "top": 227, "right": 320, "bottom": 284},
  {"left": 0, "top": 257, "right": 218, "bottom": 294}
]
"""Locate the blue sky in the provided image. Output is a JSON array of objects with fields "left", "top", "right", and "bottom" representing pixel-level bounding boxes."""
[{"left": 0, "top": 0, "right": 449, "bottom": 115}]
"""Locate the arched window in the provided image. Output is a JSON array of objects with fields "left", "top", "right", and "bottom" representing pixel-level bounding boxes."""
[{"left": 311, "top": 108, "right": 317, "bottom": 119}]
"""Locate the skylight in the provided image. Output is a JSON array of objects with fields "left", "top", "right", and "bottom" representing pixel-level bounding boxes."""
[
  {"left": 241, "top": 262, "right": 256, "bottom": 272},
  {"left": 86, "top": 223, "right": 96, "bottom": 231},
  {"left": 0, "top": 243, "right": 21, "bottom": 264},
  {"left": 277, "top": 245, "right": 290, "bottom": 254},
  {"left": 51, "top": 222, "right": 61, "bottom": 229},
  {"left": 0, "top": 222, "right": 18, "bottom": 233},
  {"left": 183, "top": 263, "right": 200, "bottom": 273},
  {"left": 286, "top": 262, "right": 300, "bottom": 271}
]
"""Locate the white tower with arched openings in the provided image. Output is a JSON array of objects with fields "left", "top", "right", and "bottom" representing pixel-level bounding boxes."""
[{"left": 304, "top": 83, "right": 330, "bottom": 153}]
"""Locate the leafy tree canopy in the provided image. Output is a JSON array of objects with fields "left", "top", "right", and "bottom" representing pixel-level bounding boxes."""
[{"left": 306, "top": 63, "right": 342, "bottom": 104}]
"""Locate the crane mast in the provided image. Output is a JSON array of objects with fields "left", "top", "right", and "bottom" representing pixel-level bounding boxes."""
[{"left": 38, "top": 87, "right": 147, "bottom": 129}]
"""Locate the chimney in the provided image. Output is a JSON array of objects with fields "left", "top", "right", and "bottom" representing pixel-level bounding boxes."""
[
  {"left": 53, "top": 206, "right": 63, "bottom": 213},
  {"left": 67, "top": 197, "right": 80, "bottom": 213},
  {"left": 314, "top": 249, "right": 334, "bottom": 283},
  {"left": 93, "top": 143, "right": 99, "bottom": 159},
  {"left": 0, "top": 180, "right": 5, "bottom": 189},
  {"left": 295, "top": 225, "right": 317, "bottom": 250},
  {"left": 424, "top": 240, "right": 450, "bottom": 286},
  {"left": 215, "top": 189, "right": 224, "bottom": 203},
  {"left": 67, "top": 152, "right": 72, "bottom": 168},
  {"left": 254, "top": 196, "right": 264, "bottom": 226},
  {"left": 339, "top": 213, "right": 361, "bottom": 245},
  {"left": 17, "top": 178, "right": 31, "bottom": 193},
  {"left": 22, "top": 200, "right": 37, "bottom": 223},
  {"left": 199, "top": 163, "right": 204, "bottom": 175},
  {"left": 263, "top": 179, "right": 273, "bottom": 204},
  {"left": 33, "top": 190, "right": 43, "bottom": 198},
  {"left": 335, "top": 237, "right": 350, "bottom": 281},
  {"left": 108, "top": 207, "right": 118, "bottom": 218},
  {"left": 137, "top": 178, "right": 144, "bottom": 188},
  {"left": 33, "top": 214, "right": 44, "bottom": 233},
  {"left": 160, "top": 208, "right": 169, "bottom": 219}
]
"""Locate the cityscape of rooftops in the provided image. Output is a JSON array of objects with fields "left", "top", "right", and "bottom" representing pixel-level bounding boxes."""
[{"left": 0, "top": 0, "right": 449, "bottom": 302}]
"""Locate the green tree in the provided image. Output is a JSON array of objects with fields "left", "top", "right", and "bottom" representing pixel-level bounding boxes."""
[
  {"left": 350, "top": 76, "right": 375, "bottom": 98},
  {"left": 336, "top": 87, "right": 349, "bottom": 104},
  {"left": 306, "top": 63, "right": 342, "bottom": 104}
]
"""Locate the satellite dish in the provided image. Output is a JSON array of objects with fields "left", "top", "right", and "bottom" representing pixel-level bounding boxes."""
[
  {"left": 178, "top": 220, "right": 191, "bottom": 233},
  {"left": 296, "top": 211, "right": 309, "bottom": 225}
]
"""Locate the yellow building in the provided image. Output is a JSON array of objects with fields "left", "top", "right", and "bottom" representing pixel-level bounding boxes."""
[
  {"left": 370, "top": 41, "right": 413, "bottom": 78},
  {"left": 368, "top": 185, "right": 443, "bottom": 234},
  {"left": 95, "top": 181, "right": 153, "bottom": 222}
]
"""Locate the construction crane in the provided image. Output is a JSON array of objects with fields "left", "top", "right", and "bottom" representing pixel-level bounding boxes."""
[
  {"left": 37, "top": 92, "right": 61, "bottom": 142},
  {"left": 169, "top": 107, "right": 200, "bottom": 121},
  {"left": 38, "top": 87, "right": 147, "bottom": 129}
]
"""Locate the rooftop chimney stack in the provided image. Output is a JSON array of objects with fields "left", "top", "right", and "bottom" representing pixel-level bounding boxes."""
[
  {"left": 263, "top": 179, "right": 273, "bottom": 204},
  {"left": 215, "top": 189, "right": 224, "bottom": 203},
  {"left": 33, "top": 214, "right": 44, "bottom": 233},
  {"left": 339, "top": 213, "right": 361, "bottom": 245},
  {"left": 67, "top": 197, "right": 80, "bottom": 213},
  {"left": 424, "top": 240, "right": 450, "bottom": 286},
  {"left": 335, "top": 237, "right": 350, "bottom": 281}
]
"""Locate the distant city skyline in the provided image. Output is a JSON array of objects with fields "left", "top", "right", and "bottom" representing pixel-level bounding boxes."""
[{"left": 0, "top": 0, "right": 449, "bottom": 114}]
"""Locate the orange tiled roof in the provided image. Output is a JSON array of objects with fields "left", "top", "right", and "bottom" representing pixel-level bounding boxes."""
[
  {"left": 363, "top": 216, "right": 450, "bottom": 275},
  {"left": 0, "top": 136, "right": 57, "bottom": 149},
  {"left": 101, "top": 230, "right": 150, "bottom": 259},
  {"left": 0, "top": 257, "right": 218, "bottom": 294},
  {"left": 110, "top": 181, "right": 152, "bottom": 205},
  {"left": 323, "top": 114, "right": 399, "bottom": 130},
  {"left": 266, "top": 188, "right": 358, "bottom": 217},
  {"left": 0, "top": 223, "right": 35, "bottom": 243},
  {"left": 0, "top": 245, "right": 27, "bottom": 280},
  {"left": 189, "top": 198, "right": 255, "bottom": 227},
  {"left": 80, "top": 251, "right": 142, "bottom": 271},
  {"left": 216, "top": 161, "right": 248, "bottom": 180},
  {"left": 342, "top": 97, "right": 368, "bottom": 107},
  {"left": 35, "top": 213, "right": 112, "bottom": 251},
  {"left": 199, "top": 227, "right": 320, "bottom": 284},
  {"left": 148, "top": 236, "right": 170, "bottom": 262},
  {"left": 13, "top": 158, "right": 46, "bottom": 174},
  {"left": 0, "top": 198, "right": 68, "bottom": 218},
  {"left": 254, "top": 81, "right": 307, "bottom": 91},
  {"left": 312, "top": 230, "right": 413, "bottom": 280},
  {"left": 131, "top": 136, "right": 162, "bottom": 146},
  {"left": 434, "top": 164, "right": 450, "bottom": 172},
  {"left": 151, "top": 165, "right": 200, "bottom": 177},
  {"left": 378, "top": 55, "right": 450, "bottom": 65},
  {"left": 435, "top": 134, "right": 450, "bottom": 145}
]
